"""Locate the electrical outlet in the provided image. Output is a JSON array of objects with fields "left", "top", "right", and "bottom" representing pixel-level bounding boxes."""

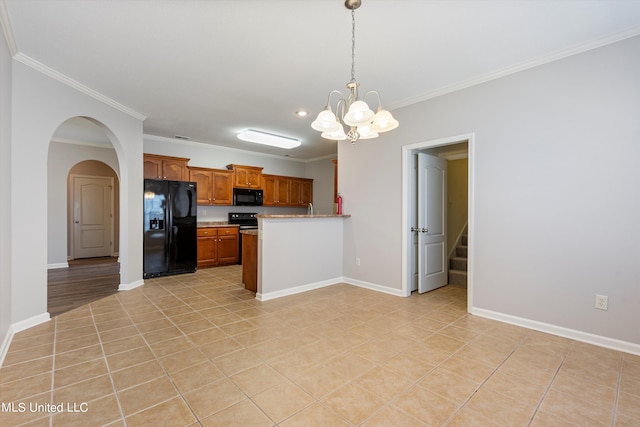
[
  {"left": 356, "top": 257, "right": 361, "bottom": 267},
  {"left": 595, "top": 294, "right": 608, "bottom": 311}
]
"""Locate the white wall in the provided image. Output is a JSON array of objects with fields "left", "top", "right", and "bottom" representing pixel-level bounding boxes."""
[
  {"left": 47, "top": 141, "right": 119, "bottom": 266},
  {"left": 340, "top": 35, "right": 640, "bottom": 347},
  {"left": 0, "top": 21, "right": 13, "bottom": 359},
  {"left": 305, "top": 157, "right": 336, "bottom": 215},
  {"left": 10, "top": 61, "right": 143, "bottom": 328},
  {"left": 258, "top": 217, "right": 344, "bottom": 300}
]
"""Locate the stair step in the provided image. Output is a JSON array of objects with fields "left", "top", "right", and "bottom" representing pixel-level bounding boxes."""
[
  {"left": 450, "top": 256, "right": 467, "bottom": 271},
  {"left": 461, "top": 234, "right": 468, "bottom": 246},
  {"left": 456, "top": 245, "right": 467, "bottom": 258},
  {"left": 448, "top": 269, "right": 467, "bottom": 286}
]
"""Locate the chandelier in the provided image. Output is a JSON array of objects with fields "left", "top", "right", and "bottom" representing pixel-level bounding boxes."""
[{"left": 311, "top": 0, "right": 399, "bottom": 144}]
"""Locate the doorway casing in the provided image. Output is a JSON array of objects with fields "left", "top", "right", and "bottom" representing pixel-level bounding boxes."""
[{"left": 401, "top": 133, "right": 475, "bottom": 310}]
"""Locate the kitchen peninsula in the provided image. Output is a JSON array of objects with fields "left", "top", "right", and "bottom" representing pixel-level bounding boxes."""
[{"left": 253, "top": 214, "right": 350, "bottom": 301}]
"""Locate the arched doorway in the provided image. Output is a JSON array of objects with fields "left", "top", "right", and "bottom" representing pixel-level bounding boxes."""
[{"left": 47, "top": 117, "right": 122, "bottom": 316}]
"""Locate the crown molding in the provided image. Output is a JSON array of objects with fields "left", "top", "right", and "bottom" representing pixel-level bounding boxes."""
[
  {"left": 0, "top": 1, "right": 17, "bottom": 56},
  {"left": 13, "top": 52, "right": 146, "bottom": 121},
  {"left": 388, "top": 27, "right": 640, "bottom": 111}
]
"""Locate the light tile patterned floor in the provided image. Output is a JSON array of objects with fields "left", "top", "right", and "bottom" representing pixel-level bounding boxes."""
[{"left": 1, "top": 265, "right": 639, "bottom": 426}]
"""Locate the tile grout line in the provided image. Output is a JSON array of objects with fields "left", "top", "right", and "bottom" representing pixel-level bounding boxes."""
[
  {"left": 48, "top": 317, "right": 57, "bottom": 427},
  {"left": 610, "top": 354, "right": 624, "bottom": 427},
  {"left": 88, "top": 302, "right": 128, "bottom": 427},
  {"left": 113, "top": 286, "right": 200, "bottom": 423},
  {"left": 521, "top": 339, "right": 573, "bottom": 427}
]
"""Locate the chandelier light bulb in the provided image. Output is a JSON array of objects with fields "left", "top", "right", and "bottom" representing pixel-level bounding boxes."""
[
  {"left": 343, "top": 100, "right": 375, "bottom": 126},
  {"left": 311, "top": 108, "right": 340, "bottom": 132},
  {"left": 370, "top": 109, "right": 399, "bottom": 133}
]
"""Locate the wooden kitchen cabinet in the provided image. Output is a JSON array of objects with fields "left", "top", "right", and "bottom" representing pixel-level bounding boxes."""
[
  {"left": 217, "top": 227, "right": 239, "bottom": 265},
  {"left": 262, "top": 174, "right": 290, "bottom": 206},
  {"left": 241, "top": 232, "right": 258, "bottom": 293},
  {"left": 189, "top": 167, "right": 233, "bottom": 205},
  {"left": 226, "top": 164, "right": 263, "bottom": 188},
  {"left": 197, "top": 228, "right": 218, "bottom": 268},
  {"left": 263, "top": 174, "right": 312, "bottom": 207},
  {"left": 290, "top": 178, "right": 313, "bottom": 206},
  {"left": 197, "top": 226, "right": 238, "bottom": 268},
  {"left": 300, "top": 179, "right": 313, "bottom": 205},
  {"left": 143, "top": 154, "right": 189, "bottom": 181}
]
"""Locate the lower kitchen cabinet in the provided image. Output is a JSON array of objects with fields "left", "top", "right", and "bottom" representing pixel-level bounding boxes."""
[{"left": 197, "top": 226, "right": 238, "bottom": 268}]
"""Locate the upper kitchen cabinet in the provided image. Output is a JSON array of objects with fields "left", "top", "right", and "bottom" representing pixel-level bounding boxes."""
[
  {"left": 262, "top": 174, "right": 290, "bottom": 206},
  {"left": 144, "top": 154, "right": 190, "bottom": 181},
  {"left": 263, "top": 175, "right": 313, "bottom": 207},
  {"left": 226, "top": 164, "right": 263, "bottom": 189},
  {"left": 189, "top": 167, "right": 233, "bottom": 205},
  {"left": 291, "top": 178, "right": 313, "bottom": 206}
]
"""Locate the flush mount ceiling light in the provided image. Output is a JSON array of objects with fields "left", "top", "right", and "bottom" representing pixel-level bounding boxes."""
[
  {"left": 311, "top": 0, "right": 399, "bottom": 144},
  {"left": 237, "top": 129, "right": 301, "bottom": 149}
]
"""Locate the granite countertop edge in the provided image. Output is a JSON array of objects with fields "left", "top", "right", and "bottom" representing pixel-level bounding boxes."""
[
  {"left": 240, "top": 229, "right": 259, "bottom": 235},
  {"left": 197, "top": 221, "right": 239, "bottom": 228},
  {"left": 256, "top": 214, "right": 351, "bottom": 219}
]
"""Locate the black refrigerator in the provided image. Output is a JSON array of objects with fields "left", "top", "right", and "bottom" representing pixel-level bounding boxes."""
[{"left": 143, "top": 179, "right": 197, "bottom": 278}]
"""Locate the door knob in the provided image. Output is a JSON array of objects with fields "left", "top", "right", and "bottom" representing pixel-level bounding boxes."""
[
  {"left": 411, "top": 227, "right": 419, "bottom": 232},
  {"left": 421, "top": 228, "right": 429, "bottom": 233}
]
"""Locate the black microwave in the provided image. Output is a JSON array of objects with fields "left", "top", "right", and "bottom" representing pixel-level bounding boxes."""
[{"left": 233, "top": 188, "right": 263, "bottom": 206}]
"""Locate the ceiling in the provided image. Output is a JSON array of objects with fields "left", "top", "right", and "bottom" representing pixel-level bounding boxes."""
[{"left": 4, "top": 0, "right": 640, "bottom": 161}]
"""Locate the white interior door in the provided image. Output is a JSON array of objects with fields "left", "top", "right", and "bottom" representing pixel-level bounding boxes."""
[
  {"left": 410, "top": 154, "right": 418, "bottom": 292},
  {"left": 417, "top": 152, "right": 447, "bottom": 293},
  {"left": 73, "top": 176, "right": 113, "bottom": 259}
]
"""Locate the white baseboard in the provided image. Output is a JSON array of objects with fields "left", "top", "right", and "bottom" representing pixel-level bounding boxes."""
[
  {"left": 0, "top": 313, "right": 51, "bottom": 367},
  {"left": 257, "top": 277, "right": 343, "bottom": 301},
  {"left": 471, "top": 307, "right": 640, "bottom": 356},
  {"left": 118, "top": 279, "right": 144, "bottom": 291},
  {"left": 47, "top": 262, "right": 69, "bottom": 269},
  {"left": 255, "top": 276, "right": 406, "bottom": 301},
  {"left": 12, "top": 313, "right": 51, "bottom": 333},
  {"left": 343, "top": 277, "right": 405, "bottom": 297},
  {"left": 0, "top": 328, "right": 12, "bottom": 368}
]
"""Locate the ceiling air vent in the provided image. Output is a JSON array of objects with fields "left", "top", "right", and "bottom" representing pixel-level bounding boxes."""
[{"left": 174, "top": 135, "right": 191, "bottom": 140}]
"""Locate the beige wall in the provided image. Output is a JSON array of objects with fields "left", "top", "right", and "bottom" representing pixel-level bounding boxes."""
[{"left": 447, "top": 158, "right": 468, "bottom": 254}]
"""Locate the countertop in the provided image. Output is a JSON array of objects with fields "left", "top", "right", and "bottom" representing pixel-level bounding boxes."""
[
  {"left": 197, "top": 221, "right": 239, "bottom": 228},
  {"left": 256, "top": 214, "right": 351, "bottom": 219},
  {"left": 240, "top": 229, "right": 258, "bottom": 235}
]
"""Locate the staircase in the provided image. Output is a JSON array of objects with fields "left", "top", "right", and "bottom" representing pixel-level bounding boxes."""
[{"left": 448, "top": 234, "right": 468, "bottom": 287}]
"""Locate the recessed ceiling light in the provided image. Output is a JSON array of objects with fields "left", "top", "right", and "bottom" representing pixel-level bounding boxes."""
[
  {"left": 237, "top": 129, "right": 301, "bottom": 149},
  {"left": 295, "top": 110, "right": 309, "bottom": 117}
]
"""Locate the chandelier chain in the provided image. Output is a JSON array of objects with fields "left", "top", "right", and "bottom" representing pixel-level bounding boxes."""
[{"left": 350, "top": 7, "right": 356, "bottom": 83}]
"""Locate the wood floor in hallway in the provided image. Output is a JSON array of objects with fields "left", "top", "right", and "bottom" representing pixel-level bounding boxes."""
[{"left": 47, "top": 257, "right": 120, "bottom": 317}]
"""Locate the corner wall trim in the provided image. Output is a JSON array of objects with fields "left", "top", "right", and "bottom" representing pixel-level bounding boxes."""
[
  {"left": 342, "top": 277, "right": 405, "bottom": 297},
  {"left": 256, "top": 277, "right": 343, "bottom": 302},
  {"left": 1, "top": 313, "right": 52, "bottom": 367},
  {"left": 47, "top": 262, "right": 69, "bottom": 270},
  {"left": 0, "top": 330, "right": 13, "bottom": 368},
  {"left": 471, "top": 307, "right": 640, "bottom": 356},
  {"left": 118, "top": 280, "right": 144, "bottom": 291}
]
